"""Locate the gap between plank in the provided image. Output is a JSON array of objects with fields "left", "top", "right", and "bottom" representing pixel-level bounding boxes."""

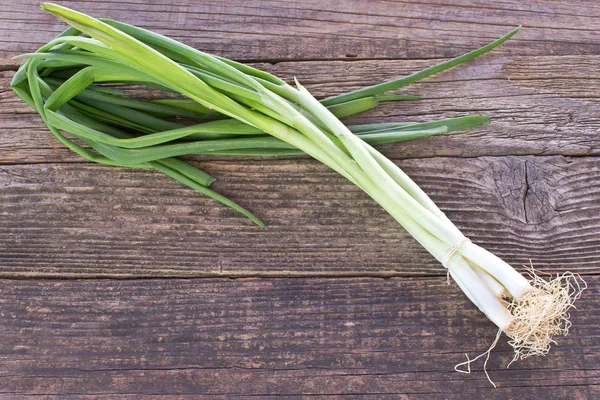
[{"left": 0, "top": 270, "right": 599, "bottom": 281}]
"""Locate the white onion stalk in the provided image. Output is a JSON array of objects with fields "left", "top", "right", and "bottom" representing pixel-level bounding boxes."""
[{"left": 292, "top": 80, "right": 587, "bottom": 378}]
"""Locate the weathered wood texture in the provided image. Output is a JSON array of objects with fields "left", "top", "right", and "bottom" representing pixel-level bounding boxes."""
[
  {"left": 2, "top": 0, "right": 600, "bottom": 67},
  {"left": 1, "top": 277, "right": 598, "bottom": 398},
  {"left": 1, "top": 0, "right": 599, "bottom": 397},
  {"left": 3, "top": 54, "right": 600, "bottom": 163},
  {"left": 1, "top": 155, "right": 599, "bottom": 278}
]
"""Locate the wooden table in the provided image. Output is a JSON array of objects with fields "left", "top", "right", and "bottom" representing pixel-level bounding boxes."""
[{"left": 1, "top": 0, "right": 599, "bottom": 397}]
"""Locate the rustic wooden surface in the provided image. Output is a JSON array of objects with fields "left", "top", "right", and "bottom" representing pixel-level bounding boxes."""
[
  {"left": 1, "top": 277, "right": 598, "bottom": 398},
  {"left": 1, "top": 0, "right": 599, "bottom": 397}
]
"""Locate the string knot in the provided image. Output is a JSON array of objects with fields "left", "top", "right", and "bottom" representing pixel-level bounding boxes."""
[{"left": 442, "top": 237, "right": 471, "bottom": 269}]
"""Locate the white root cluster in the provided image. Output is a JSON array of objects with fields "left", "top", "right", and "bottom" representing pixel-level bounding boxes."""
[
  {"left": 456, "top": 265, "right": 586, "bottom": 386},
  {"left": 504, "top": 268, "right": 587, "bottom": 364}
]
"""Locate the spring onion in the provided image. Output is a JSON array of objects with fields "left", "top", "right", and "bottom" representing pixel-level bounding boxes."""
[
  {"left": 10, "top": 10, "right": 499, "bottom": 223},
  {"left": 12, "top": 3, "right": 585, "bottom": 384}
]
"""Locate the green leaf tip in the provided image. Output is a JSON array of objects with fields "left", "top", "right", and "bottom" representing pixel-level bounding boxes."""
[
  {"left": 321, "top": 25, "right": 522, "bottom": 107},
  {"left": 505, "top": 25, "right": 521, "bottom": 39},
  {"left": 40, "top": 2, "right": 54, "bottom": 12}
]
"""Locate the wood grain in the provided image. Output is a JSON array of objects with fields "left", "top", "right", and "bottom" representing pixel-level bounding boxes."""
[
  {"left": 1, "top": 155, "right": 599, "bottom": 278},
  {"left": 2, "top": 0, "right": 600, "bottom": 67},
  {"left": 0, "top": 277, "right": 598, "bottom": 397},
  {"left": 3, "top": 53, "right": 600, "bottom": 164},
  {"left": 1, "top": 0, "right": 599, "bottom": 397}
]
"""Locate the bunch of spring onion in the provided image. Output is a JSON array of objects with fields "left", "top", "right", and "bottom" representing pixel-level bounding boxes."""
[
  {"left": 12, "top": 3, "right": 584, "bottom": 383},
  {"left": 11, "top": 17, "right": 496, "bottom": 226}
]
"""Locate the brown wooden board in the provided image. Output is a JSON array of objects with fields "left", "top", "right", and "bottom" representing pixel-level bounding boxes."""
[
  {"left": 0, "top": 277, "right": 598, "bottom": 398},
  {"left": 1, "top": 0, "right": 599, "bottom": 397},
  {"left": 3, "top": 54, "right": 600, "bottom": 164},
  {"left": 1, "top": 156, "right": 599, "bottom": 278},
  {"left": 2, "top": 0, "right": 600, "bottom": 67}
]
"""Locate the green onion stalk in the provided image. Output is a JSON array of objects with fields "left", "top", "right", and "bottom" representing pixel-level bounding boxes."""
[
  {"left": 13, "top": 3, "right": 585, "bottom": 381},
  {"left": 12, "top": 34, "right": 490, "bottom": 228},
  {"left": 11, "top": 27, "right": 490, "bottom": 225}
]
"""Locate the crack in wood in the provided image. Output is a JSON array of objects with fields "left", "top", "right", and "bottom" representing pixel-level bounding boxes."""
[{"left": 523, "top": 159, "right": 530, "bottom": 224}]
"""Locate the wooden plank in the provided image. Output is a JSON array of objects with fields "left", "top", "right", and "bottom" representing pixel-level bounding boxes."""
[
  {"left": 0, "top": 277, "right": 597, "bottom": 397},
  {"left": 1, "top": 0, "right": 598, "bottom": 398},
  {"left": 1, "top": 155, "right": 599, "bottom": 278},
  {"left": 2, "top": 0, "right": 600, "bottom": 67},
  {"left": 3, "top": 53, "right": 600, "bottom": 164}
]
